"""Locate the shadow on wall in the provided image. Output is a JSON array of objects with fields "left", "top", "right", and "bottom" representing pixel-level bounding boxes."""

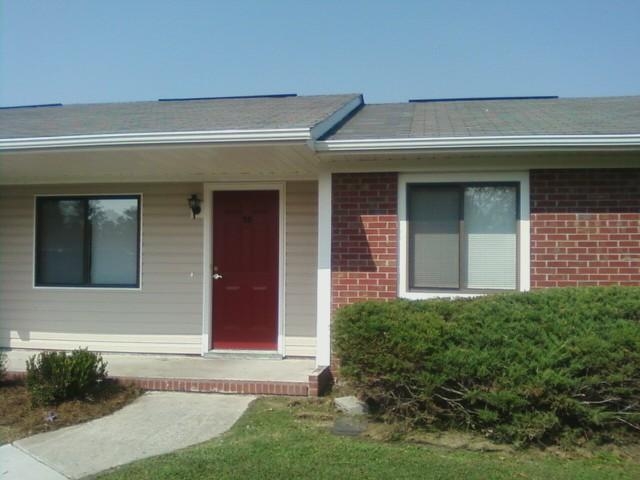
[
  {"left": 332, "top": 215, "right": 377, "bottom": 273},
  {"left": 0, "top": 320, "right": 201, "bottom": 337},
  {"left": 530, "top": 169, "right": 640, "bottom": 214},
  {"left": 0, "top": 325, "right": 29, "bottom": 350},
  {"left": 15, "top": 329, "right": 30, "bottom": 342}
]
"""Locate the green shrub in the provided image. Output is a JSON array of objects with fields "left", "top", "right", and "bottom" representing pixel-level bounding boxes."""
[
  {"left": 26, "top": 349, "right": 108, "bottom": 406},
  {"left": 333, "top": 287, "right": 640, "bottom": 446}
]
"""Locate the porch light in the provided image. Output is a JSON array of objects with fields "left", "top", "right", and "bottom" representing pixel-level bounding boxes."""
[{"left": 188, "top": 194, "right": 201, "bottom": 219}]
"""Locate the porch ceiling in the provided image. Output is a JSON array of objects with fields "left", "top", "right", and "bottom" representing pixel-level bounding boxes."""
[{"left": 0, "top": 142, "right": 321, "bottom": 184}]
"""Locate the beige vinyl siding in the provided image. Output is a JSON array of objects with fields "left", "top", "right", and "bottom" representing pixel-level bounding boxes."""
[
  {"left": 284, "top": 181, "right": 318, "bottom": 357},
  {"left": 0, "top": 181, "right": 319, "bottom": 357},
  {"left": 0, "top": 183, "right": 204, "bottom": 354}
]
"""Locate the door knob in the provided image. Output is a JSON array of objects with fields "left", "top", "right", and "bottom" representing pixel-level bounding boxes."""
[{"left": 212, "top": 273, "right": 223, "bottom": 280}]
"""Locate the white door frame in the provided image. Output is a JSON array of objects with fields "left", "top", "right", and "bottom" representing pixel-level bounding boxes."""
[{"left": 201, "top": 182, "right": 286, "bottom": 355}]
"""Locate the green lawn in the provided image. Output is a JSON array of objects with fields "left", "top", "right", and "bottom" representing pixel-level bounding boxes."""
[{"left": 99, "top": 397, "right": 640, "bottom": 480}]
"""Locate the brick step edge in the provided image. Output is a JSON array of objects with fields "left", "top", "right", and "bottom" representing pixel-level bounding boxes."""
[
  {"left": 4, "top": 370, "right": 334, "bottom": 397},
  {"left": 115, "top": 376, "right": 309, "bottom": 396}
]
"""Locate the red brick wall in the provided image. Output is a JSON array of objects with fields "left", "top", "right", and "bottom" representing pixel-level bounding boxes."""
[
  {"left": 530, "top": 169, "right": 640, "bottom": 288},
  {"left": 331, "top": 173, "right": 398, "bottom": 310}
]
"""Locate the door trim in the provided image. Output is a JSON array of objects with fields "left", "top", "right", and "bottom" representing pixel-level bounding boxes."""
[{"left": 202, "top": 182, "right": 286, "bottom": 356}]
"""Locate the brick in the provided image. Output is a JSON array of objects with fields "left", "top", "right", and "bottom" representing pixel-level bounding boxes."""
[
  {"left": 332, "top": 173, "right": 399, "bottom": 310},
  {"left": 530, "top": 169, "right": 640, "bottom": 289}
]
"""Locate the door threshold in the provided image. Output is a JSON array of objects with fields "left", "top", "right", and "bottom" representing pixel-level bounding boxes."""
[{"left": 204, "top": 349, "right": 283, "bottom": 360}]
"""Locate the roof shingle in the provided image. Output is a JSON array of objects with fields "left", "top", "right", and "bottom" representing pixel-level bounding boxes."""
[
  {"left": 0, "top": 94, "right": 361, "bottom": 139},
  {"left": 325, "top": 96, "right": 640, "bottom": 140}
]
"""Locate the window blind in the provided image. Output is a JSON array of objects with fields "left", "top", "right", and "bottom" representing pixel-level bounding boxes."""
[
  {"left": 409, "top": 187, "right": 460, "bottom": 288},
  {"left": 464, "top": 187, "right": 517, "bottom": 289}
]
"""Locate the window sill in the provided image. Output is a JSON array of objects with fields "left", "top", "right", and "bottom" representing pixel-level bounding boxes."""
[
  {"left": 400, "top": 289, "right": 518, "bottom": 300},
  {"left": 33, "top": 285, "right": 142, "bottom": 292}
]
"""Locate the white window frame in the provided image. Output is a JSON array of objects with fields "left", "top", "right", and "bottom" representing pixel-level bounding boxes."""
[
  {"left": 398, "top": 171, "right": 530, "bottom": 299},
  {"left": 32, "top": 193, "right": 143, "bottom": 291}
]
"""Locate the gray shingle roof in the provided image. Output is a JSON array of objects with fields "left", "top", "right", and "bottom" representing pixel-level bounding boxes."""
[
  {"left": 325, "top": 96, "right": 640, "bottom": 140},
  {"left": 0, "top": 94, "right": 360, "bottom": 139}
]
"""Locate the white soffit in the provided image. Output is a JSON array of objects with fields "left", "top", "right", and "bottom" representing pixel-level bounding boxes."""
[{"left": 0, "top": 143, "right": 322, "bottom": 185}]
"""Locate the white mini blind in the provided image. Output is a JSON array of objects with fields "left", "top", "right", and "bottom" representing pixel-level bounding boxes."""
[
  {"left": 464, "top": 187, "right": 517, "bottom": 289},
  {"left": 409, "top": 187, "right": 460, "bottom": 288}
]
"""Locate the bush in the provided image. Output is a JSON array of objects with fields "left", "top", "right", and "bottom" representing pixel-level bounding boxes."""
[
  {"left": 26, "top": 349, "right": 108, "bottom": 406},
  {"left": 333, "top": 287, "right": 640, "bottom": 446}
]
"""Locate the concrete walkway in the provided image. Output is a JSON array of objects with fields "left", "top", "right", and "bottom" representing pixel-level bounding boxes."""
[
  {"left": 2, "top": 392, "right": 255, "bottom": 479},
  {"left": 0, "top": 445, "right": 67, "bottom": 480}
]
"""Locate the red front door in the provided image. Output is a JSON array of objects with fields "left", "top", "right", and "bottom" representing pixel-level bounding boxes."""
[{"left": 212, "top": 190, "right": 279, "bottom": 350}]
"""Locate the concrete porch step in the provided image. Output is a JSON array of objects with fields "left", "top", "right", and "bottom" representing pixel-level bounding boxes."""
[
  {"left": 6, "top": 370, "right": 326, "bottom": 397},
  {"left": 4, "top": 349, "right": 332, "bottom": 397}
]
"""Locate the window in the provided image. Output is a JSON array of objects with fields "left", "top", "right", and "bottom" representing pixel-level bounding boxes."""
[
  {"left": 35, "top": 195, "right": 141, "bottom": 288},
  {"left": 407, "top": 183, "right": 518, "bottom": 291}
]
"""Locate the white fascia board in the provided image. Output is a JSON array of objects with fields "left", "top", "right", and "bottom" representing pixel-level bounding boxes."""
[
  {"left": 309, "top": 95, "right": 364, "bottom": 140},
  {"left": 314, "top": 134, "right": 640, "bottom": 152},
  {"left": 0, "top": 128, "right": 312, "bottom": 151}
]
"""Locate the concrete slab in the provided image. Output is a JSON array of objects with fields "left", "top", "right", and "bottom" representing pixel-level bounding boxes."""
[
  {"left": 334, "top": 396, "right": 369, "bottom": 415},
  {"left": 5, "top": 349, "right": 315, "bottom": 383},
  {"left": 15, "top": 391, "right": 255, "bottom": 479},
  {"left": 0, "top": 444, "right": 67, "bottom": 480}
]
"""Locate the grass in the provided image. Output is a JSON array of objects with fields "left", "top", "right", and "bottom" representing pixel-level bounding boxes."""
[
  {"left": 98, "top": 396, "right": 640, "bottom": 480},
  {"left": 0, "top": 378, "right": 141, "bottom": 444}
]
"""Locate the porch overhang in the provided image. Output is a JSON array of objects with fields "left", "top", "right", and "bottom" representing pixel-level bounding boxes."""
[
  {"left": 0, "top": 142, "right": 322, "bottom": 185},
  {"left": 0, "top": 93, "right": 363, "bottom": 185},
  {"left": 310, "top": 144, "right": 640, "bottom": 174}
]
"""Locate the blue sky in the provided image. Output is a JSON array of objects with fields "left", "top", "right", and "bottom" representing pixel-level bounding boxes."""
[{"left": 1, "top": 0, "right": 639, "bottom": 106}]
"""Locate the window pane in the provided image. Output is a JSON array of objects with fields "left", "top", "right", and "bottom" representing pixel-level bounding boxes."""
[
  {"left": 37, "top": 199, "right": 85, "bottom": 284},
  {"left": 464, "top": 187, "right": 517, "bottom": 289},
  {"left": 89, "top": 199, "right": 139, "bottom": 285},
  {"left": 409, "top": 187, "right": 460, "bottom": 288}
]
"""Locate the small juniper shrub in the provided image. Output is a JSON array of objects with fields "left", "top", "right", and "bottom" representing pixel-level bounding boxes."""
[
  {"left": 333, "top": 287, "right": 640, "bottom": 446},
  {"left": 26, "top": 349, "right": 108, "bottom": 406}
]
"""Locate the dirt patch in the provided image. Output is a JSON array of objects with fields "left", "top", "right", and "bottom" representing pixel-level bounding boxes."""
[
  {"left": 0, "top": 378, "right": 141, "bottom": 443},
  {"left": 358, "top": 420, "right": 508, "bottom": 451},
  {"left": 285, "top": 396, "right": 640, "bottom": 464}
]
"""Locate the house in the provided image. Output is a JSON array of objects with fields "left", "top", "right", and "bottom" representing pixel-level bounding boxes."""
[{"left": 1, "top": 93, "right": 639, "bottom": 377}]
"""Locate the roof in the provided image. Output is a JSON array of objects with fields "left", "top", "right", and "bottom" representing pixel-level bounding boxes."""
[
  {"left": 2, "top": 93, "right": 639, "bottom": 152},
  {"left": 324, "top": 96, "right": 640, "bottom": 140},
  {"left": 0, "top": 94, "right": 361, "bottom": 140}
]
